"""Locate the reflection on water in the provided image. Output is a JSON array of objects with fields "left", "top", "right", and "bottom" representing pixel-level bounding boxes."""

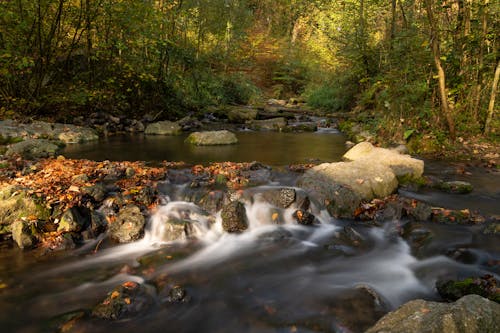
[{"left": 61, "top": 132, "right": 347, "bottom": 165}]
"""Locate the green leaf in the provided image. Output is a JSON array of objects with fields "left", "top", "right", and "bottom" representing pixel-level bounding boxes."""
[{"left": 404, "top": 129, "right": 415, "bottom": 140}]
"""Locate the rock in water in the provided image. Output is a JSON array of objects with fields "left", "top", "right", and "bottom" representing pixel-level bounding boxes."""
[
  {"left": 221, "top": 201, "right": 248, "bottom": 232},
  {"left": 185, "top": 130, "right": 238, "bottom": 145},
  {"left": 343, "top": 141, "right": 424, "bottom": 179},
  {"left": 108, "top": 205, "right": 145, "bottom": 243},
  {"left": 92, "top": 282, "right": 155, "bottom": 320},
  {"left": 145, "top": 121, "right": 182, "bottom": 135},
  {"left": 365, "top": 294, "right": 500, "bottom": 333},
  {"left": 6, "top": 139, "right": 60, "bottom": 159}
]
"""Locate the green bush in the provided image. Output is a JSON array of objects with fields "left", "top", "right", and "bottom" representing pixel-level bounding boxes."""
[{"left": 305, "top": 72, "right": 360, "bottom": 112}]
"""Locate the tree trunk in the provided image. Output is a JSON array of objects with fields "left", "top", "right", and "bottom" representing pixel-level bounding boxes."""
[
  {"left": 472, "top": 0, "right": 488, "bottom": 120},
  {"left": 484, "top": 60, "right": 500, "bottom": 134},
  {"left": 424, "top": 0, "right": 456, "bottom": 139}
]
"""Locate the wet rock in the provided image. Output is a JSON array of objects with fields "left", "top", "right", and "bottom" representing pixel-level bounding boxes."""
[
  {"left": 160, "top": 285, "right": 189, "bottom": 304},
  {"left": 54, "top": 124, "right": 99, "bottom": 143},
  {"left": 92, "top": 282, "right": 155, "bottom": 320},
  {"left": 57, "top": 207, "right": 90, "bottom": 233},
  {"left": 125, "top": 119, "right": 145, "bottom": 132},
  {"left": 285, "top": 122, "right": 318, "bottom": 132},
  {"left": 260, "top": 188, "right": 296, "bottom": 208},
  {"left": 108, "top": 205, "right": 145, "bottom": 243},
  {"left": 145, "top": 121, "right": 182, "bottom": 135},
  {"left": 129, "top": 186, "right": 158, "bottom": 207},
  {"left": 0, "top": 187, "right": 50, "bottom": 244},
  {"left": 437, "top": 180, "right": 473, "bottom": 194},
  {"left": 299, "top": 177, "right": 362, "bottom": 219},
  {"left": 82, "top": 183, "right": 107, "bottom": 203},
  {"left": 227, "top": 107, "right": 258, "bottom": 123},
  {"left": 407, "top": 201, "right": 433, "bottom": 221},
  {"left": 11, "top": 220, "right": 35, "bottom": 249},
  {"left": 88, "top": 210, "right": 107, "bottom": 237},
  {"left": 221, "top": 201, "right": 248, "bottom": 233},
  {"left": 301, "top": 160, "right": 398, "bottom": 201},
  {"left": 177, "top": 116, "right": 202, "bottom": 131},
  {"left": 185, "top": 130, "right": 238, "bottom": 145},
  {"left": 343, "top": 141, "right": 424, "bottom": 179},
  {"left": 325, "top": 285, "right": 389, "bottom": 332},
  {"left": 249, "top": 117, "right": 287, "bottom": 131},
  {"left": 446, "top": 248, "right": 480, "bottom": 265},
  {"left": 365, "top": 294, "right": 500, "bottom": 333},
  {"left": 326, "top": 226, "right": 366, "bottom": 254},
  {"left": 6, "top": 139, "right": 60, "bottom": 159},
  {"left": 436, "top": 275, "right": 500, "bottom": 303},
  {"left": 292, "top": 209, "right": 315, "bottom": 225},
  {"left": 483, "top": 222, "right": 500, "bottom": 235},
  {"left": 431, "top": 208, "right": 480, "bottom": 225},
  {"left": 375, "top": 200, "right": 404, "bottom": 222},
  {"left": 157, "top": 218, "right": 194, "bottom": 242},
  {"left": 401, "top": 222, "right": 433, "bottom": 253}
]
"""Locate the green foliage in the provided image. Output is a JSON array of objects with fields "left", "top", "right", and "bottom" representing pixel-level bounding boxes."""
[{"left": 305, "top": 72, "right": 360, "bottom": 111}]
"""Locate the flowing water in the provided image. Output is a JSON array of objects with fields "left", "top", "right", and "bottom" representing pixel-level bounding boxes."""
[{"left": 0, "top": 132, "right": 499, "bottom": 333}]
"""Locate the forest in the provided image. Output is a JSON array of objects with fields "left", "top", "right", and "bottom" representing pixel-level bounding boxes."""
[{"left": 0, "top": 0, "right": 498, "bottom": 152}]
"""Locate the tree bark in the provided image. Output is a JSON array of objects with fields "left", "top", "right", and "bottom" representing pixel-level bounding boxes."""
[
  {"left": 424, "top": 0, "right": 456, "bottom": 139},
  {"left": 484, "top": 60, "right": 500, "bottom": 134}
]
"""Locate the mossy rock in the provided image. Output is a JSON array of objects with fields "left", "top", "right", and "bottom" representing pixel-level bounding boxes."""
[
  {"left": 436, "top": 275, "right": 500, "bottom": 303},
  {"left": 437, "top": 180, "right": 473, "bottom": 194}
]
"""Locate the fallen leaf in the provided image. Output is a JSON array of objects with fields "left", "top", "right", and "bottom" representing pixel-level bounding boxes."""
[
  {"left": 110, "top": 291, "right": 120, "bottom": 299},
  {"left": 122, "top": 281, "right": 138, "bottom": 289}
]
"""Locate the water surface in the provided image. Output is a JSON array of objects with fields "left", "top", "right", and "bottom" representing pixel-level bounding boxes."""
[{"left": 62, "top": 131, "right": 346, "bottom": 165}]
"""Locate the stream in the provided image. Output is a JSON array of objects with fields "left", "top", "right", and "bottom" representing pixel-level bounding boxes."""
[{"left": 0, "top": 131, "right": 499, "bottom": 333}]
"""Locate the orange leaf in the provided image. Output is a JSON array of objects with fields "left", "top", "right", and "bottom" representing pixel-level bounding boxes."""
[
  {"left": 110, "top": 291, "right": 120, "bottom": 299},
  {"left": 122, "top": 281, "right": 138, "bottom": 289}
]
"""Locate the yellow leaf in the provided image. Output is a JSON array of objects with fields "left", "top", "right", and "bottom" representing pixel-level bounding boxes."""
[
  {"left": 124, "top": 297, "right": 131, "bottom": 305},
  {"left": 110, "top": 291, "right": 120, "bottom": 299},
  {"left": 271, "top": 213, "right": 279, "bottom": 221}
]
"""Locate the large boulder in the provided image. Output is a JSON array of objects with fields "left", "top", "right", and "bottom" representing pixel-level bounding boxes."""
[
  {"left": 300, "top": 160, "right": 398, "bottom": 201},
  {"left": 6, "top": 139, "right": 60, "bottom": 159},
  {"left": 343, "top": 142, "right": 424, "bottom": 179},
  {"left": 145, "top": 121, "right": 182, "bottom": 135},
  {"left": 249, "top": 117, "right": 287, "bottom": 131},
  {"left": 297, "top": 174, "right": 362, "bottom": 219},
  {"left": 108, "top": 205, "right": 145, "bottom": 243},
  {"left": 365, "top": 295, "right": 500, "bottom": 333},
  {"left": 185, "top": 130, "right": 238, "bottom": 146},
  {"left": 227, "top": 107, "right": 258, "bottom": 123}
]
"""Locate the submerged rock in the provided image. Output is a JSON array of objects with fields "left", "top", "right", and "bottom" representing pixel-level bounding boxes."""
[
  {"left": 108, "top": 205, "right": 145, "bottom": 243},
  {"left": 92, "top": 281, "right": 155, "bottom": 320},
  {"left": 185, "top": 130, "right": 238, "bottom": 145},
  {"left": 145, "top": 121, "right": 182, "bottom": 135},
  {"left": 365, "top": 294, "right": 500, "bottom": 333},
  {"left": 221, "top": 201, "right": 248, "bottom": 233},
  {"left": 437, "top": 180, "right": 473, "bottom": 194}
]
